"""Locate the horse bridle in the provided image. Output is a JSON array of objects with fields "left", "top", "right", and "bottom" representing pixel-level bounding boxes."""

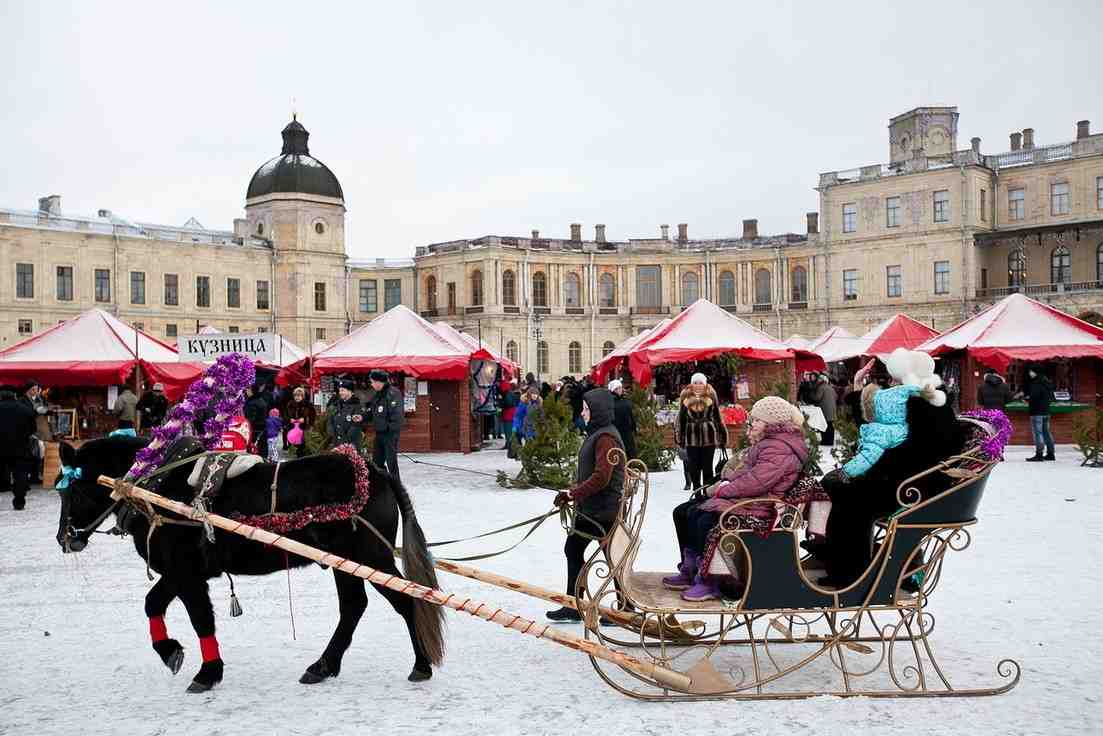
[{"left": 59, "top": 487, "right": 125, "bottom": 553}]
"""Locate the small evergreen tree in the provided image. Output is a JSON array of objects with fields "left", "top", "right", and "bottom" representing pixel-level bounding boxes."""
[
  {"left": 516, "top": 395, "right": 582, "bottom": 489},
  {"left": 830, "top": 403, "right": 860, "bottom": 467},
  {"left": 628, "top": 385, "right": 675, "bottom": 472},
  {"left": 1073, "top": 407, "right": 1103, "bottom": 467},
  {"left": 303, "top": 411, "right": 334, "bottom": 456}
]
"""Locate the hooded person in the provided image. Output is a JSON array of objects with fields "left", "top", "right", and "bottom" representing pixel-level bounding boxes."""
[
  {"left": 664, "top": 396, "right": 809, "bottom": 602},
  {"left": 976, "top": 369, "right": 1012, "bottom": 410},
  {"left": 607, "top": 379, "right": 638, "bottom": 460},
  {"left": 546, "top": 387, "right": 626, "bottom": 622}
]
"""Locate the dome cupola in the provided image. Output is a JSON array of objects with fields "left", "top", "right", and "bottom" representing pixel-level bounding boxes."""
[{"left": 246, "top": 116, "right": 344, "bottom": 201}]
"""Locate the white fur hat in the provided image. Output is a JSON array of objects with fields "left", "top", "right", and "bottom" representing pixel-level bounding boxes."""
[
  {"left": 884, "top": 348, "right": 946, "bottom": 407},
  {"left": 690, "top": 372, "right": 708, "bottom": 385},
  {"left": 607, "top": 379, "right": 623, "bottom": 393}
]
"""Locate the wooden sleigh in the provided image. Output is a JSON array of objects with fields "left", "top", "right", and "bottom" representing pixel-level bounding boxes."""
[{"left": 573, "top": 416, "right": 1022, "bottom": 700}]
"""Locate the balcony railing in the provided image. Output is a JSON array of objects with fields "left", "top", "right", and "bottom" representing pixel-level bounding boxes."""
[
  {"left": 752, "top": 303, "right": 773, "bottom": 312},
  {"left": 419, "top": 309, "right": 438, "bottom": 318},
  {"left": 986, "top": 142, "right": 1075, "bottom": 170},
  {"left": 630, "top": 306, "right": 669, "bottom": 315},
  {"left": 977, "top": 281, "right": 1103, "bottom": 299},
  {"left": 599, "top": 307, "right": 618, "bottom": 315},
  {"left": 503, "top": 305, "right": 520, "bottom": 314},
  {"left": 464, "top": 305, "right": 484, "bottom": 315},
  {"left": 565, "top": 306, "right": 585, "bottom": 315},
  {"left": 788, "top": 301, "right": 808, "bottom": 310}
]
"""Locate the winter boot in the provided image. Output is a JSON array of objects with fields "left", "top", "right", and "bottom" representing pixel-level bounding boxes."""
[
  {"left": 1026, "top": 453, "right": 1045, "bottom": 462},
  {"left": 662, "top": 548, "right": 699, "bottom": 590},
  {"left": 681, "top": 572, "right": 722, "bottom": 602},
  {"left": 545, "top": 606, "right": 583, "bottom": 622},
  {"left": 1044, "top": 452, "right": 1056, "bottom": 461}
]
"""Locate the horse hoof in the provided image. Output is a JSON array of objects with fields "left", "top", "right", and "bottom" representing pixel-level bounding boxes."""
[
  {"left": 186, "top": 680, "right": 212, "bottom": 693},
  {"left": 153, "top": 639, "right": 184, "bottom": 675},
  {"left": 300, "top": 658, "right": 336, "bottom": 685},
  {"left": 166, "top": 649, "right": 185, "bottom": 675},
  {"left": 186, "top": 659, "right": 223, "bottom": 693},
  {"left": 408, "top": 667, "right": 432, "bottom": 682}
]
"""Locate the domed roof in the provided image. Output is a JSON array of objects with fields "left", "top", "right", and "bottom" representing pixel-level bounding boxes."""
[{"left": 246, "top": 117, "right": 344, "bottom": 201}]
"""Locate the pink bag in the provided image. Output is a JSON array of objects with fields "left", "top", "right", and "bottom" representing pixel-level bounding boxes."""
[{"left": 287, "top": 419, "right": 304, "bottom": 446}]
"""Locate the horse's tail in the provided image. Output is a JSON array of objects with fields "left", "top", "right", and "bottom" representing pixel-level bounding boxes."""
[{"left": 391, "top": 476, "right": 446, "bottom": 667}]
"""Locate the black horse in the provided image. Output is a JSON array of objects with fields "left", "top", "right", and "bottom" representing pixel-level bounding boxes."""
[{"left": 55, "top": 435, "right": 445, "bottom": 692}]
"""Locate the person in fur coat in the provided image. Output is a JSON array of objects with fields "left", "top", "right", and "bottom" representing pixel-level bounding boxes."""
[{"left": 675, "top": 373, "right": 728, "bottom": 491}]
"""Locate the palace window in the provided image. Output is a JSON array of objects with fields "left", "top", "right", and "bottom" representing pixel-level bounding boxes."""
[
  {"left": 196, "top": 276, "right": 210, "bottom": 307},
  {"left": 1097, "top": 177, "right": 1103, "bottom": 210},
  {"left": 755, "top": 268, "right": 772, "bottom": 305},
  {"left": 228, "top": 326, "right": 239, "bottom": 334},
  {"left": 447, "top": 282, "right": 456, "bottom": 315},
  {"left": 506, "top": 340, "right": 518, "bottom": 364},
  {"left": 537, "top": 340, "right": 549, "bottom": 375},
  {"left": 842, "top": 203, "right": 857, "bottom": 233},
  {"left": 599, "top": 273, "right": 615, "bottom": 308},
  {"left": 718, "top": 270, "right": 736, "bottom": 305},
  {"left": 1009, "top": 188, "right": 1025, "bottom": 220},
  {"left": 1051, "top": 246, "right": 1071, "bottom": 284},
  {"left": 1008, "top": 248, "right": 1026, "bottom": 287},
  {"left": 130, "top": 271, "right": 146, "bottom": 305},
  {"left": 470, "top": 270, "right": 483, "bottom": 307},
  {"left": 980, "top": 189, "right": 987, "bottom": 222},
  {"left": 681, "top": 271, "right": 699, "bottom": 305},
  {"left": 1051, "top": 182, "right": 1070, "bottom": 215},
  {"left": 934, "top": 261, "right": 950, "bottom": 294},
  {"left": 842, "top": 269, "right": 858, "bottom": 300},
  {"left": 384, "top": 279, "right": 401, "bottom": 311},
  {"left": 502, "top": 270, "right": 516, "bottom": 305},
  {"left": 256, "top": 280, "right": 269, "bottom": 310},
  {"left": 227, "top": 278, "right": 240, "bottom": 308},
  {"left": 564, "top": 272, "right": 581, "bottom": 307},
  {"left": 886, "top": 196, "right": 901, "bottom": 228},
  {"left": 602, "top": 341, "right": 615, "bottom": 357},
  {"left": 886, "top": 265, "right": 901, "bottom": 298},
  {"left": 424, "top": 276, "right": 436, "bottom": 312},
  {"left": 18, "top": 319, "right": 32, "bottom": 335},
  {"left": 568, "top": 341, "right": 582, "bottom": 373},
  {"left": 532, "top": 271, "right": 547, "bottom": 307},
  {"left": 165, "top": 324, "right": 177, "bottom": 338},
  {"left": 791, "top": 265, "right": 808, "bottom": 302},
  {"left": 314, "top": 282, "right": 326, "bottom": 312},
  {"left": 358, "top": 278, "right": 377, "bottom": 313},
  {"left": 16, "top": 263, "right": 33, "bottom": 299},
  {"left": 315, "top": 328, "right": 326, "bottom": 341},
  {"left": 164, "top": 274, "right": 178, "bottom": 306},
  {"left": 636, "top": 266, "right": 661, "bottom": 308},
  {"left": 1097, "top": 243, "right": 1103, "bottom": 282},
  {"left": 56, "top": 266, "right": 73, "bottom": 301},
  {"left": 933, "top": 190, "right": 950, "bottom": 223},
  {"left": 94, "top": 269, "right": 110, "bottom": 303}
]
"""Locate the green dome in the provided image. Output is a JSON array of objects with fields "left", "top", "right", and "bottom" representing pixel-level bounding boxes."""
[{"left": 246, "top": 118, "right": 344, "bottom": 201}]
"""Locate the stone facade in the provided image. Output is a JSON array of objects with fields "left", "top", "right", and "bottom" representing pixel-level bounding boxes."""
[{"left": 3, "top": 107, "right": 1102, "bottom": 382}]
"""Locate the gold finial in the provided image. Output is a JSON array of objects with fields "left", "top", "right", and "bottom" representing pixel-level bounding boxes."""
[{"left": 292, "top": 96, "right": 297, "bottom": 122}]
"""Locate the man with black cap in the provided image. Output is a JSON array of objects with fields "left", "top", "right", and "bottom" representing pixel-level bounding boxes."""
[
  {"left": 137, "top": 382, "right": 169, "bottom": 431},
  {"left": 546, "top": 387, "right": 626, "bottom": 622},
  {"left": 328, "top": 378, "right": 367, "bottom": 448},
  {"left": 366, "top": 369, "right": 404, "bottom": 479}
]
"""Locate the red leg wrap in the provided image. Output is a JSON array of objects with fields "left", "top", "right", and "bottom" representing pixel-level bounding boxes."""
[
  {"left": 149, "top": 616, "right": 168, "bottom": 643},
  {"left": 199, "top": 635, "right": 221, "bottom": 662}
]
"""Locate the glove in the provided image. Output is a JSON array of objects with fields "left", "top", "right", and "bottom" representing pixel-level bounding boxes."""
[{"left": 554, "top": 492, "right": 571, "bottom": 508}]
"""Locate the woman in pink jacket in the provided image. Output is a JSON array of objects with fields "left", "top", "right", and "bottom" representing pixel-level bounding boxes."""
[{"left": 663, "top": 396, "right": 808, "bottom": 601}]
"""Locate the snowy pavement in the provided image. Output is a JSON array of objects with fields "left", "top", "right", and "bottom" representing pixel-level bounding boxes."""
[{"left": 1, "top": 443, "right": 1100, "bottom": 735}]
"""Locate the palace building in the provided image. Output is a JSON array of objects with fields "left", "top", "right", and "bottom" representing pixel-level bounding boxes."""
[{"left": 2, "top": 107, "right": 1101, "bottom": 380}]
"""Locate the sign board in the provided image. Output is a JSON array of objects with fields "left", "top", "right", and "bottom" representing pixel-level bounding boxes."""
[
  {"left": 404, "top": 377, "right": 418, "bottom": 413},
  {"left": 177, "top": 333, "right": 277, "bottom": 363}
]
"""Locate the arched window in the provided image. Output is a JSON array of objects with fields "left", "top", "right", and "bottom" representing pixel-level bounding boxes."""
[
  {"left": 506, "top": 340, "right": 518, "bottom": 364},
  {"left": 719, "top": 270, "right": 736, "bottom": 306},
  {"left": 532, "top": 271, "right": 547, "bottom": 307},
  {"left": 426, "top": 275, "right": 437, "bottom": 311},
  {"left": 1051, "top": 246, "right": 1071, "bottom": 285},
  {"left": 537, "top": 340, "right": 549, "bottom": 375},
  {"left": 568, "top": 341, "right": 582, "bottom": 373},
  {"left": 564, "top": 272, "right": 581, "bottom": 307},
  {"left": 470, "top": 269, "right": 483, "bottom": 306},
  {"left": 681, "top": 271, "right": 699, "bottom": 306},
  {"left": 502, "top": 269, "right": 516, "bottom": 305},
  {"left": 791, "top": 265, "right": 808, "bottom": 302},
  {"left": 1008, "top": 249, "right": 1026, "bottom": 287},
  {"left": 754, "top": 268, "right": 772, "bottom": 306},
  {"left": 599, "top": 273, "right": 615, "bottom": 308},
  {"left": 602, "top": 340, "right": 616, "bottom": 357},
  {"left": 1097, "top": 244, "right": 1103, "bottom": 283}
]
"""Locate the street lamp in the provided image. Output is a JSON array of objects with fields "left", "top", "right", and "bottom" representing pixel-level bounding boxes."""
[{"left": 531, "top": 313, "right": 544, "bottom": 381}]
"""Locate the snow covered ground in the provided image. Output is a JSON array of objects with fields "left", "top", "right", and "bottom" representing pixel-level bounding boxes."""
[{"left": 1, "top": 443, "right": 1100, "bottom": 736}]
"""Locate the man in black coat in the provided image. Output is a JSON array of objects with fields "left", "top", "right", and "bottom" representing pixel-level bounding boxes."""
[
  {"left": 243, "top": 385, "right": 270, "bottom": 457},
  {"left": 0, "top": 388, "right": 37, "bottom": 510},
  {"left": 608, "top": 379, "right": 638, "bottom": 460},
  {"left": 976, "top": 369, "right": 1012, "bottom": 410},
  {"left": 366, "top": 369, "right": 404, "bottom": 480},
  {"left": 137, "top": 382, "right": 170, "bottom": 431},
  {"left": 1023, "top": 365, "right": 1055, "bottom": 461}
]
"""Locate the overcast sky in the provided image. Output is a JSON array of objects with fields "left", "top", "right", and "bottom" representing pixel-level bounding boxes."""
[{"left": 2, "top": 1, "right": 1098, "bottom": 259}]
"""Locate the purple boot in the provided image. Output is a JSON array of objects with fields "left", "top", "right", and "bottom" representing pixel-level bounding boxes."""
[
  {"left": 681, "top": 572, "right": 722, "bottom": 602},
  {"left": 661, "top": 548, "right": 698, "bottom": 590}
]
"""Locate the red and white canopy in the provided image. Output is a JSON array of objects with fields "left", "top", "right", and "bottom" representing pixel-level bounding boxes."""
[
  {"left": 590, "top": 319, "right": 671, "bottom": 384},
  {"left": 918, "top": 292, "right": 1103, "bottom": 371},
  {"left": 625, "top": 299, "right": 823, "bottom": 386},
  {"left": 0, "top": 308, "right": 203, "bottom": 400},
  {"left": 432, "top": 321, "right": 518, "bottom": 378},
  {"left": 285, "top": 305, "right": 495, "bottom": 382},
  {"left": 859, "top": 313, "right": 939, "bottom": 359},
  {"left": 809, "top": 325, "right": 860, "bottom": 363}
]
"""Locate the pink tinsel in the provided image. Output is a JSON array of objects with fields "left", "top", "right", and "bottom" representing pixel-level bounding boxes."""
[{"left": 962, "top": 408, "right": 1012, "bottom": 461}]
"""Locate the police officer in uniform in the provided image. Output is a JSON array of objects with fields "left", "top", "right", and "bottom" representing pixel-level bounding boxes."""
[
  {"left": 328, "top": 379, "right": 367, "bottom": 448},
  {"left": 367, "top": 369, "right": 404, "bottom": 480}
]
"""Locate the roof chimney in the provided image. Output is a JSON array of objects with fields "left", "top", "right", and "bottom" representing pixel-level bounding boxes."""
[
  {"left": 37, "top": 195, "right": 61, "bottom": 216},
  {"left": 971, "top": 137, "right": 981, "bottom": 154},
  {"left": 531, "top": 229, "right": 540, "bottom": 240},
  {"left": 570, "top": 223, "right": 581, "bottom": 241},
  {"left": 677, "top": 223, "right": 688, "bottom": 242},
  {"left": 1078, "top": 120, "right": 1091, "bottom": 139},
  {"left": 1022, "top": 128, "right": 1034, "bottom": 150},
  {"left": 742, "top": 219, "right": 758, "bottom": 239},
  {"left": 660, "top": 224, "right": 670, "bottom": 240},
  {"left": 1010, "top": 132, "right": 1022, "bottom": 151},
  {"left": 594, "top": 224, "right": 606, "bottom": 243},
  {"left": 806, "top": 212, "right": 819, "bottom": 235}
]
